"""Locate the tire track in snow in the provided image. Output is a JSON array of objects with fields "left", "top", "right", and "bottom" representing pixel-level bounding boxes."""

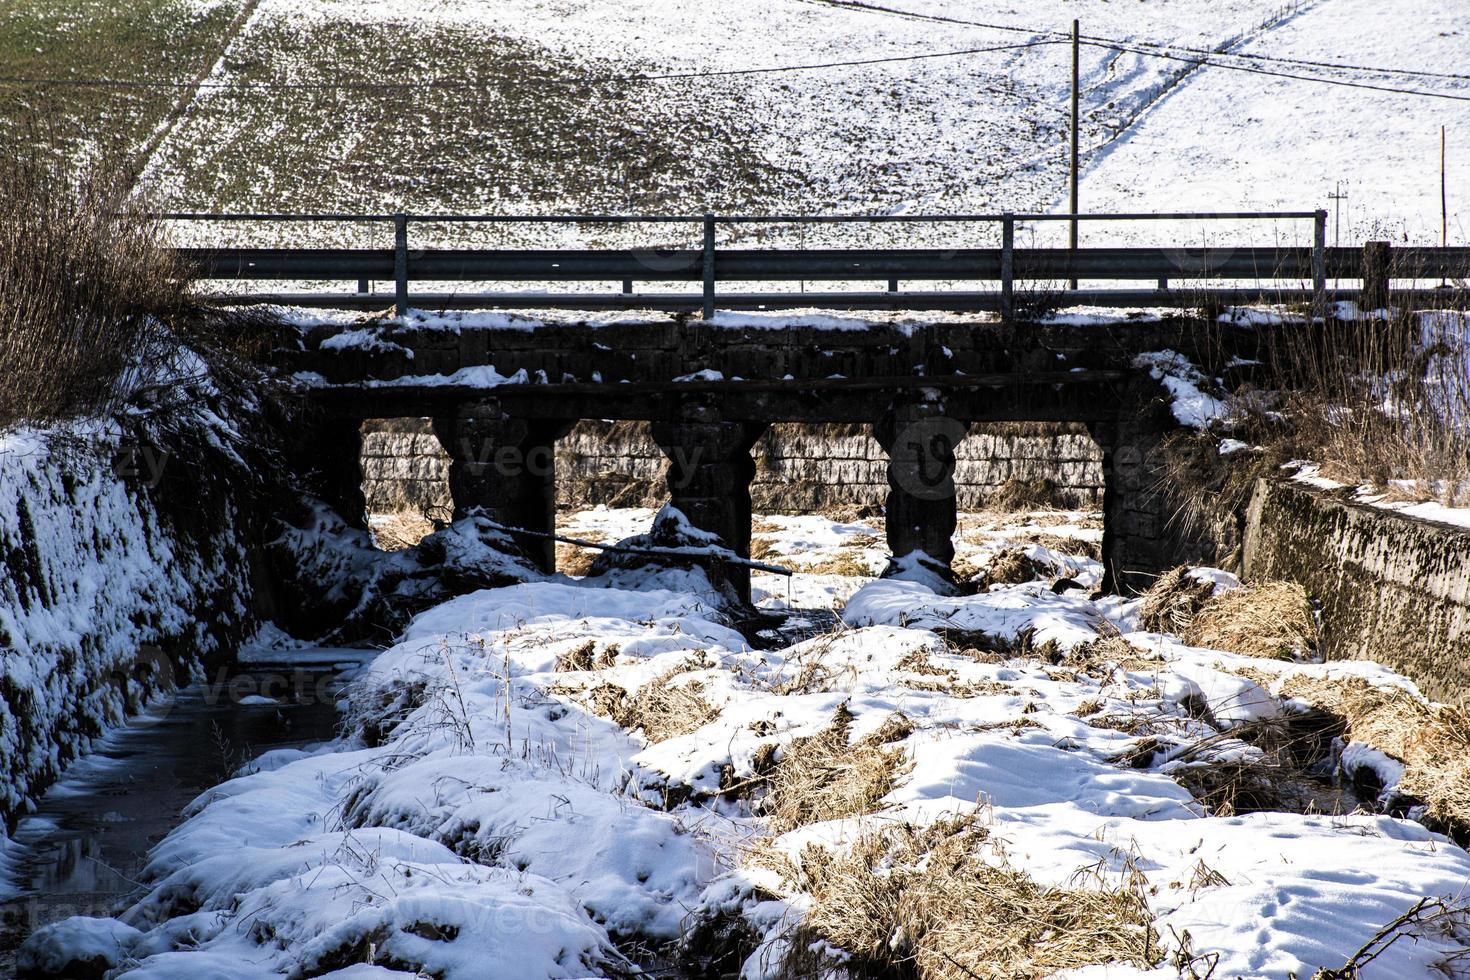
[
  {"left": 130, "top": 0, "right": 264, "bottom": 194},
  {"left": 1073, "top": 0, "right": 1332, "bottom": 187}
]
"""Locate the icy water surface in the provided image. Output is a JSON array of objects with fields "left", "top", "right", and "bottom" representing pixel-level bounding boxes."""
[{"left": 0, "top": 654, "right": 370, "bottom": 971}]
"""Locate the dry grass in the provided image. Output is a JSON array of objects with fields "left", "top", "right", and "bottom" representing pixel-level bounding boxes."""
[
  {"left": 806, "top": 551, "right": 875, "bottom": 578},
  {"left": 761, "top": 705, "right": 910, "bottom": 833},
  {"left": 987, "top": 476, "right": 1070, "bottom": 512},
  {"left": 1213, "top": 311, "right": 1470, "bottom": 510},
  {"left": 557, "top": 542, "right": 599, "bottom": 577},
  {"left": 1138, "top": 566, "right": 1217, "bottom": 635},
  {"left": 0, "top": 154, "right": 184, "bottom": 427},
  {"left": 370, "top": 512, "right": 436, "bottom": 551},
  {"left": 1061, "top": 636, "right": 1166, "bottom": 679},
  {"left": 1266, "top": 673, "right": 1470, "bottom": 835},
  {"left": 980, "top": 548, "right": 1046, "bottom": 589},
  {"left": 771, "top": 816, "right": 1160, "bottom": 979},
  {"left": 1185, "top": 581, "right": 1317, "bottom": 660},
  {"left": 1028, "top": 532, "right": 1103, "bottom": 562},
  {"left": 596, "top": 663, "right": 721, "bottom": 743},
  {"left": 555, "top": 640, "right": 598, "bottom": 673}
]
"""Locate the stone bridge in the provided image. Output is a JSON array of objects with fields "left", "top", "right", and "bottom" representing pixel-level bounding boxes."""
[{"left": 282, "top": 314, "right": 1250, "bottom": 600}]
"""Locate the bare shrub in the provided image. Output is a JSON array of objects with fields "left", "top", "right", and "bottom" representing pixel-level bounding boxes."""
[
  {"left": 1185, "top": 581, "right": 1317, "bottom": 660},
  {"left": 0, "top": 153, "right": 274, "bottom": 429},
  {"left": 773, "top": 817, "right": 1160, "bottom": 979},
  {"left": 1258, "top": 309, "right": 1470, "bottom": 504}
]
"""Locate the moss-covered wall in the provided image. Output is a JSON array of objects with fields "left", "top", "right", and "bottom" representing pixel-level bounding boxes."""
[
  {"left": 0, "top": 418, "right": 262, "bottom": 829},
  {"left": 1243, "top": 478, "right": 1470, "bottom": 706}
]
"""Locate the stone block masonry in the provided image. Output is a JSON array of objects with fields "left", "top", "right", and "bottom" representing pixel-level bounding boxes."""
[{"left": 362, "top": 419, "right": 1104, "bottom": 519}]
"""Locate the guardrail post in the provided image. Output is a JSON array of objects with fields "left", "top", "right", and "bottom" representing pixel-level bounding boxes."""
[
  {"left": 1312, "top": 209, "right": 1328, "bottom": 321},
  {"left": 393, "top": 213, "right": 409, "bottom": 317},
  {"left": 1362, "top": 241, "right": 1391, "bottom": 312},
  {"left": 357, "top": 277, "right": 370, "bottom": 295},
  {"left": 702, "top": 214, "right": 716, "bottom": 321},
  {"left": 1000, "top": 214, "right": 1015, "bottom": 320},
  {"left": 622, "top": 279, "right": 634, "bottom": 295}
]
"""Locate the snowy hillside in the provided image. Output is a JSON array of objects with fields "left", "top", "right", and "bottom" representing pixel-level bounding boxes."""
[{"left": 117, "top": 0, "right": 1465, "bottom": 251}]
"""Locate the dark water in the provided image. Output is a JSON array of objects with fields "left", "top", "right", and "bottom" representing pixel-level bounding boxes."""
[{"left": 0, "top": 660, "right": 362, "bottom": 971}]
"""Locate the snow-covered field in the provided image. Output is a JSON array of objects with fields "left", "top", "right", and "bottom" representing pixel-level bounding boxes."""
[
  {"left": 20, "top": 505, "right": 1470, "bottom": 979},
  {"left": 127, "top": 0, "right": 1468, "bottom": 254}
]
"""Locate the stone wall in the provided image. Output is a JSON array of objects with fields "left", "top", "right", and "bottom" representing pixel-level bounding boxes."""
[
  {"left": 361, "top": 419, "right": 1105, "bottom": 517},
  {"left": 1243, "top": 478, "right": 1470, "bottom": 707},
  {"left": 0, "top": 420, "right": 263, "bottom": 828}
]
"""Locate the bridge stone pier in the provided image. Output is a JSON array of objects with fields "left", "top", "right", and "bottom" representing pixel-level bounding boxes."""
[
  {"left": 288, "top": 315, "right": 1249, "bottom": 599},
  {"left": 431, "top": 401, "right": 571, "bottom": 572}
]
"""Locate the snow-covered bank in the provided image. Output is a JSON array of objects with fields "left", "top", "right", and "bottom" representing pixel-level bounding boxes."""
[
  {"left": 27, "top": 507, "right": 1470, "bottom": 979},
  {"left": 0, "top": 409, "right": 264, "bottom": 836}
]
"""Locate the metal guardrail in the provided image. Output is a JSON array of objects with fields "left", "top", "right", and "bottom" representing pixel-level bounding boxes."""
[{"left": 158, "top": 210, "right": 1470, "bottom": 318}]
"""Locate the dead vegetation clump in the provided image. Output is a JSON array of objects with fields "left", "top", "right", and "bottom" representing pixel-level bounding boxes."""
[
  {"left": 988, "top": 476, "right": 1070, "bottom": 513},
  {"left": 772, "top": 817, "right": 1160, "bottom": 980},
  {"left": 555, "top": 640, "right": 598, "bottom": 672},
  {"left": 1168, "top": 759, "right": 1288, "bottom": 816},
  {"left": 1138, "top": 565, "right": 1217, "bottom": 635},
  {"left": 556, "top": 542, "right": 599, "bottom": 576},
  {"left": 749, "top": 536, "right": 778, "bottom": 562},
  {"left": 760, "top": 705, "right": 910, "bottom": 833},
  {"left": 1269, "top": 674, "right": 1470, "bottom": 836},
  {"left": 980, "top": 547, "right": 1046, "bottom": 589},
  {"left": 1061, "top": 636, "right": 1165, "bottom": 679},
  {"left": 617, "top": 668, "right": 722, "bottom": 743},
  {"left": 806, "top": 551, "right": 875, "bottom": 578},
  {"left": 581, "top": 660, "right": 720, "bottom": 742},
  {"left": 1185, "top": 581, "right": 1317, "bottom": 660}
]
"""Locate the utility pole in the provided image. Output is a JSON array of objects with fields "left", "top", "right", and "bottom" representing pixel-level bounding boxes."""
[
  {"left": 1328, "top": 181, "right": 1348, "bottom": 247},
  {"left": 1443, "top": 125, "right": 1449, "bottom": 286},
  {"left": 1327, "top": 181, "right": 1348, "bottom": 289},
  {"left": 1069, "top": 18, "right": 1080, "bottom": 290}
]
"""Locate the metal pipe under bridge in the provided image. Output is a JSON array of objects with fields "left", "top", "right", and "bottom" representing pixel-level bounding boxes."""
[{"left": 161, "top": 210, "right": 1470, "bottom": 318}]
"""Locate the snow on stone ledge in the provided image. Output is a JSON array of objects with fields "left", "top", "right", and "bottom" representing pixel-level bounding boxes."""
[{"left": 1133, "top": 349, "right": 1226, "bottom": 430}]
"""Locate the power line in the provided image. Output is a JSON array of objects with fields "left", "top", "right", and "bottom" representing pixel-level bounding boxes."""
[
  {"left": 801, "top": 0, "right": 1470, "bottom": 86},
  {"left": 0, "top": 39, "right": 1060, "bottom": 92},
  {"left": 1094, "top": 34, "right": 1470, "bottom": 83},
  {"left": 1083, "top": 40, "right": 1470, "bottom": 103}
]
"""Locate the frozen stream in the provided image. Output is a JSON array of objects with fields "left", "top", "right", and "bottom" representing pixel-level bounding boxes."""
[{"left": 0, "top": 654, "right": 372, "bottom": 973}]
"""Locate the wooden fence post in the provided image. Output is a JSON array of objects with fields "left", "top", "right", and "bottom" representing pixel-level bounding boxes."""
[
  {"left": 702, "top": 214, "right": 716, "bottom": 321},
  {"left": 393, "top": 214, "right": 409, "bottom": 318},
  {"left": 1362, "top": 240, "right": 1391, "bottom": 312},
  {"left": 1000, "top": 214, "right": 1015, "bottom": 320},
  {"left": 1311, "top": 209, "right": 1328, "bottom": 321}
]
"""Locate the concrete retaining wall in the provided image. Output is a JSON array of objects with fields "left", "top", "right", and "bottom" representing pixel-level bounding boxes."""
[
  {"left": 361, "top": 419, "right": 1105, "bottom": 517},
  {"left": 1244, "top": 478, "right": 1470, "bottom": 707}
]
